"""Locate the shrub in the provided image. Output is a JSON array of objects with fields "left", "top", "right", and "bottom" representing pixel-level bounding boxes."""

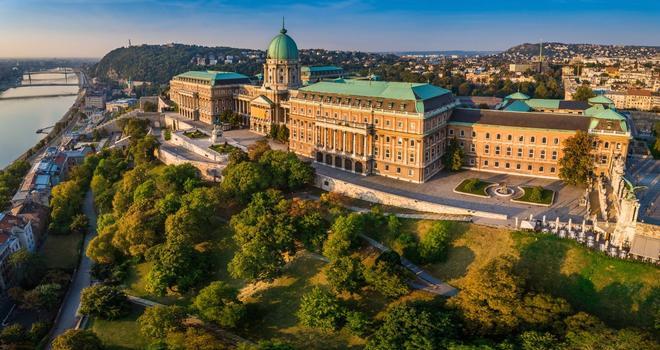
[
  {"left": 193, "top": 281, "right": 245, "bottom": 328},
  {"left": 419, "top": 222, "right": 451, "bottom": 263},
  {"left": 345, "top": 310, "right": 371, "bottom": 337},
  {"left": 529, "top": 186, "right": 544, "bottom": 202}
]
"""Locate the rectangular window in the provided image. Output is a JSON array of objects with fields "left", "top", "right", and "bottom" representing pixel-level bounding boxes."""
[
  {"left": 528, "top": 149, "right": 534, "bottom": 158},
  {"left": 495, "top": 146, "right": 500, "bottom": 155},
  {"left": 517, "top": 148, "right": 523, "bottom": 157},
  {"left": 460, "top": 130, "right": 465, "bottom": 137},
  {"left": 528, "top": 164, "right": 532, "bottom": 171},
  {"left": 449, "top": 129, "right": 454, "bottom": 135}
]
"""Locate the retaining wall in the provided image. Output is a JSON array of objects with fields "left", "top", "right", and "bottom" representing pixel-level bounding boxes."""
[{"left": 315, "top": 174, "right": 507, "bottom": 220}]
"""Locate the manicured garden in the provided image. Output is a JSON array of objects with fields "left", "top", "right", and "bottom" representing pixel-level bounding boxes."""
[
  {"left": 182, "top": 129, "right": 208, "bottom": 139},
  {"left": 454, "top": 178, "right": 493, "bottom": 197},
  {"left": 209, "top": 142, "right": 238, "bottom": 154},
  {"left": 515, "top": 185, "right": 555, "bottom": 205}
]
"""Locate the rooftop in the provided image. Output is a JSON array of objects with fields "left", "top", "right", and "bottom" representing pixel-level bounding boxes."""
[
  {"left": 299, "top": 79, "right": 451, "bottom": 102},
  {"left": 174, "top": 71, "right": 250, "bottom": 86},
  {"left": 449, "top": 108, "right": 592, "bottom": 132},
  {"left": 301, "top": 66, "right": 343, "bottom": 73}
]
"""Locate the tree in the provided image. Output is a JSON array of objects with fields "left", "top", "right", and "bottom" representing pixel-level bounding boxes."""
[
  {"left": 322, "top": 213, "right": 362, "bottom": 261},
  {"left": 79, "top": 284, "right": 130, "bottom": 320},
  {"left": 572, "top": 85, "right": 596, "bottom": 101},
  {"left": 366, "top": 302, "right": 455, "bottom": 350},
  {"left": 8, "top": 249, "right": 46, "bottom": 289},
  {"left": 248, "top": 139, "right": 271, "bottom": 161},
  {"left": 559, "top": 131, "right": 596, "bottom": 186},
  {"left": 518, "top": 331, "right": 560, "bottom": 350},
  {"left": 296, "top": 287, "right": 345, "bottom": 331},
  {"left": 146, "top": 236, "right": 209, "bottom": 295},
  {"left": 0, "top": 323, "right": 28, "bottom": 346},
  {"left": 288, "top": 199, "right": 329, "bottom": 252},
  {"left": 228, "top": 190, "right": 295, "bottom": 280},
  {"left": 345, "top": 310, "right": 371, "bottom": 337},
  {"left": 138, "top": 305, "right": 187, "bottom": 339},
  {"left": 419, "top": 221, "right": 451, "bottom": 263},
  {"left": 364, "top": 252, "right": 410, "bottom": 298},
  {"left": 193, "top": 281, "right": 245, "bottom": 328},
  {"left": 221, "top": 162, "right": 269, "bottom": 204},
  {"left": 19, "top": 283, "right": 62, "bottom": 311},
  {"left": 52, "top": 330, "right": 103, "bottom": 350},
  {"left": 448, "top": 255, "right": 522, "bottom": 336},
  {"left": 69, "top": 214, "right": 89, "bottom": 235},
  {"left": 165, "top": 327, "right": 225, "bottom": 350},
  {"left": 228, "top": 148, "right": 249, "bottom": 167},
  {"left": 325, "top": 256, "right": 365, "bottom": 295},
  {"left": 442, "top": 137, "right": 464, "bottom": 171}
]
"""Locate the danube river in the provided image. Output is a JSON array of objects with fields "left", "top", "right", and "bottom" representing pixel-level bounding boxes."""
[{"left": 0, "top": 73, "right": 78, "bottom": 168}]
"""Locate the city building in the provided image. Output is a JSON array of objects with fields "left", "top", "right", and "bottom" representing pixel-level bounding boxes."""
[
  {"left": 288, "top": 79, "right": 458, "bottom": 182},
  {"left": 168, "top": 23, "right": 632, "bottom": 183},
  {"left": 85, "top": 93, "right": 106, "bottom": 110},
  {"left": 0, "top": 213, "right": 36, "bottom": 290},
  {"left": 106, "top": 98, "right": 138, "bottom": 112},
  {"left": 301, "top": 66, "right": 344, "bottom": 84},
  {"left": 605, "top": 89, "right": 660, "bottom": 111}
]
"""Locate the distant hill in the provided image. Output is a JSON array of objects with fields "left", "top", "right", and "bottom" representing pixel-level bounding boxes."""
[
  {"left": 500, "top": 42, "right": 659, "bottom": 61},
  {"left": 91, "top": 44, "right": 395, "bottom": 84},
  {"left": 392, "top": 50, "right": 500, "bottom": 57},
  {"left": 91, "top": 44, "right": 264, "bottom": 84}
]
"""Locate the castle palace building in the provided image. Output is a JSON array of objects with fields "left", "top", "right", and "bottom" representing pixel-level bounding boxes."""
[{"left": 169, "top": 25, "right": 631, "bottom": 183}]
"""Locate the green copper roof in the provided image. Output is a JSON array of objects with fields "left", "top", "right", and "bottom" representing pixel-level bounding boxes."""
[
  {"left": 504, "top": 100, "right": 532, "bottom": 112},
  {"left": 525, "top": 99, "right": 560, "bottom": 109},
  {"left": 267, "top": 27, "right": 299, "bottom": 60},
  {"left": 174, "top": 71, "right": 249, "bottom": 85},
  {"left": 589, "top": 95, "right": 614, "bottom": 104},
  {"left": 505, "top": 92, "right": 530, "bottom": 100},
  {"left": 301, "top": 66, "right": 343, "bottom": 73},
  {"left": 584, "top": 104, "right": 605, "bottom": 116},
  {"left": 589, "top": 118, "right": 628, "bottom": 133},
  {"left": 594, "top": 109, "right": 626, "bottom": 121},
  {"left": 300, "top": 79, "right": 451, "bottom": 101}
]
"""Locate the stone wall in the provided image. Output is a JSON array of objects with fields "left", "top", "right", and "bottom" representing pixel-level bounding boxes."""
[
  {"left": 315, "top": 174, "right": 507, "bottom": 220},
  {"left": 157, "top": 148, "right": 224, "bottom": 182}
]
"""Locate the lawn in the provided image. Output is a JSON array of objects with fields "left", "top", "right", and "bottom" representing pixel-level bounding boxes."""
[
  {"left": 238, "top": 252, "right": 364, "bottom": 349},
  {"left": 209, "top": 143, "right": 238, "bottom": 154},
  {"left": 381, "top": 219, "right": 659, "bottom": 329},
  {"left": 514, "top": 186, "right": 555, "bottom": 205},
  {"left": 454, "top": 178, "right": 493, "bottom": 197},
  {"left": 183, "top": 130, "right": 208, "bottom": 139},
  {"left": 513, "top": 232, "right": 660, "bottom": 328},
  {"left": 88, "top": 303, "right": 151, "bottom": 350},
  {"left": 40, "top": 233, "right": 83, "bottom": 270}
]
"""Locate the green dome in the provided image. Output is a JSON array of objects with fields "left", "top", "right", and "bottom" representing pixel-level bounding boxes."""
[{"left": 267, "top": 27, "right": 299, "bottom": 60}]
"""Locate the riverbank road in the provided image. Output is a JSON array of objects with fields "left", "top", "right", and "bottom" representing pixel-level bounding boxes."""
[{"left": 47, "top": 190, "right": 97, "bottom": 347}]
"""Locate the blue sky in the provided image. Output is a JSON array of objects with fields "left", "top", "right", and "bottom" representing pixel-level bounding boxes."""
[{"left": 0, "top": 0, "right": 658, "bottom": 57}]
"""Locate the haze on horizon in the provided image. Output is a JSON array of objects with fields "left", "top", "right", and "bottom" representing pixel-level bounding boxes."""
[{"left": 0, "top": 0, "right": 659, "bottom": 58}]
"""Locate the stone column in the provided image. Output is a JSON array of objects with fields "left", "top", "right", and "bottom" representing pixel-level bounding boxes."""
[
  {"left": 343, "top": 131, "right": 347, "bottom": 153},
  {"left": 352, "top": 133, "right": 356, "bottom": 156}
]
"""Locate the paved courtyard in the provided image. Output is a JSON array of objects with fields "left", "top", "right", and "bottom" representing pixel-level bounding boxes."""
[
  {"left": 223, "top": 129, "right": 288, "bottom": 151},
  {"left": 628, "top": 156, "right": 660, "bottom": 225},
  {"left": 314, "top": 163, "right": 588, "bottom": 224}
]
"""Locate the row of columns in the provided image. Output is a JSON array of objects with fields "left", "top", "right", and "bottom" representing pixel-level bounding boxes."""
[{"left": 315, "top": 126, "right": 368, "bottom": 158}]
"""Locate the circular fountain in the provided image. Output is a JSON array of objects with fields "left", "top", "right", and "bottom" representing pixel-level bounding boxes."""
[{"left": 492, "top": 182, "right": 514, "bottom": 197}]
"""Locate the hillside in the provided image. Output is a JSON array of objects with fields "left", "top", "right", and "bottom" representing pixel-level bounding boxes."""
[
  {"left": 91, "top": 44, "right": 263, "bottom": 84},
  {"left": 500, "top": 42, "right": 659, "bottom": 61},
  {"left": 91, "top": 44, "right": 396, "bottom": 85}
]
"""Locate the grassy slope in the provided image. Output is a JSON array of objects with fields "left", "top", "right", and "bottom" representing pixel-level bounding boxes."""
[
  {"left": 513, "top": 232, "right": 660, "bottom": 328},
  {"left": 397, "top": 220, "right": 659, "bottom": 329},
  {"left": 89, "top": 304, "right": 150, "bottom": 350}
]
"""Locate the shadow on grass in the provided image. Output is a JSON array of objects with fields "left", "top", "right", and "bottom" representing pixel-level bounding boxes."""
[{"left": 515, "top": 234, "right": 659, "bottom": 329}]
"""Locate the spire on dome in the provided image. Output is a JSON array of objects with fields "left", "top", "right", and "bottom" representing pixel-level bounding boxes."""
[{"left": 281, "top": 16, "right": 287, "bottom": 34}]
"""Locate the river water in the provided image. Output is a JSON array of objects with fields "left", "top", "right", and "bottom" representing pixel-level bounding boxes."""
[{"left": 0, "top": 72, "right": 79, "bottom": 168}]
